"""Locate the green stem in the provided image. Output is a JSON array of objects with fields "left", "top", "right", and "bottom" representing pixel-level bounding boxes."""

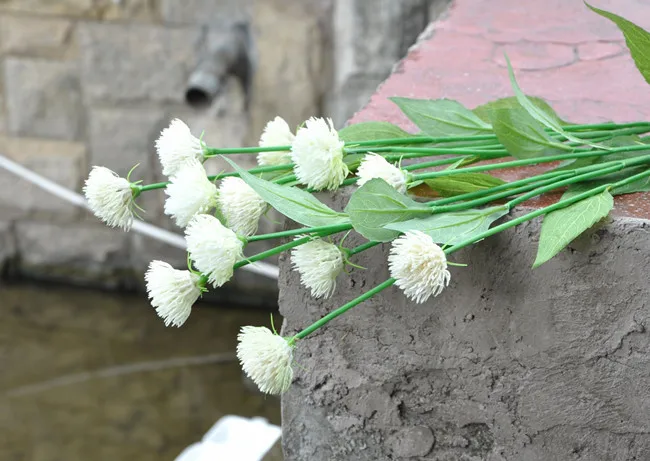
[
  {"left": 346, "top": 241, "right": 381, "bottom": 256},
  {"left": 235, "top": 236, "right": 311, "bottom": 270},
  {"left": 247, "top": 223, "right": 352, "bottom": 242},
  {"left": 293, "top": 278, "right": 397, "bottom": 340},
  {"left": 136, "top": 163, "right": 294, "bottom": 193},
  {"left": 205, "top": 146, "right": 291, "bottom": 156},
  {"left": 413, "top": 144, "right": 650, "bottom": 182}
]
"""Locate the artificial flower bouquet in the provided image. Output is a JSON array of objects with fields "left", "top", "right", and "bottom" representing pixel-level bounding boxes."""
[{"left": 84, "top": 4, "right": 650, "bottom": 395}]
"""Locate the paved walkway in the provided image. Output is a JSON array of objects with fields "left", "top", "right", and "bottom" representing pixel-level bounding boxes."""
[{"left": 350, "top": 0, "right": 650, "bottom": 218}]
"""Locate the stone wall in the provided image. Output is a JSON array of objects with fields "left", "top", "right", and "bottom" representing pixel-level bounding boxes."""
[{"left": 0, "top": 0, "right": 445, "bottom": 296}]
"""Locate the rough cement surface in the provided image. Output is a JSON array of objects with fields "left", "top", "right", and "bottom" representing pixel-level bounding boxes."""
[{"left": 280, "top": 191, "right": 650, "bottom": 460}]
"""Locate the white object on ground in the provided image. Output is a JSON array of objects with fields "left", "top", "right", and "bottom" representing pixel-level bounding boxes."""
[
  {"left": 175, "top": 415, "right": 282, "bottom": 461},
  {"left": 0, "top": 154, "right": 279, "bottom": 280}
]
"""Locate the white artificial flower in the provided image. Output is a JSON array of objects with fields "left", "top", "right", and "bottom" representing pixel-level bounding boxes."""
[
  {"left": 145, "top": 260, "right": 202, "bottom": 327},
  {"left": 257, "top": 116, "right": 295, "bottom": 166},
  {"left": 155, "top": 119, "right": 206, "bottom": 177},
  {"left": 185, "top": 214, "right": 244, "bottom": 288},
  {"left": 356, "top": 153, "right": 409, "bottom": 194},
  {"left": 291, "top": 237, "right": 345, "bottom": 299},
  {"left": 290, "top": 117, "right": 348, "bottom": 191},
  {"left": 164, "top": 159, "right": 218, "bottom": 228},
  {"left": 83, "top": 166, "right": 135, "bottom": 231},
  {"left": 388, "top": 231, "right": 451, "bottom": 303},
  {"left": 237, "top": 326, "right": 294, "bottom": 395},
  {"left": 217, "top": 177, "right": 267, "bottom": 237}
]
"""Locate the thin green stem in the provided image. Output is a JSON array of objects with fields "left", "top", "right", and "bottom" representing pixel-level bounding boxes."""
[
  {"left": 413, "top": 144, "right": 650, "bottom": 181},
  {"left": 293, "top": 278, "right": 396, "bottom": 340},
  {"left": 235, "top": 236, "right": 311, "bottom": 270},
  {"left": 246, "top": 223, "right": 352, "bottom": 242},
  {"left": 346, "top": 241, "right": 381, "bottom": 256},
  {"left": 205, "top": 146, "right": 291, "bottom": 155}
]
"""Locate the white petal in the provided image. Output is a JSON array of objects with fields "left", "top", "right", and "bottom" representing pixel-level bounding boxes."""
[
  {"left": 237, "top": 326, "right": 294, "bottom": 395},
  {"left": 155, "top": 119, "right": 205, "bottom": 177},
  {"left": 145, "top": 260, "right": 202, "bottom": 327},
  {"left": 217, "top": 177, "right": 267, "bottom": 237},
  {"left": 388, "top": 231, "right": 450, "bottom": 303},
  {"left": 185, "top": 214, "right": 244, "bottom": 288},
  {"left": 356, "top": 153, "right": 409, "bottom": 194},
  {"left": 257, "top": 116, "right": 294, "bottom": 166},
  {"left": 83, "top": 166, "right": 135, "bottom": 231},
  {"left": 291, "top": 237, "right": 344, "bottom": 298},
  {"left": 290, "top": 117, "right": 348, "bottom": 191},
  {"left": 164, "top": 159, "right": 217, "bottom": 228}
]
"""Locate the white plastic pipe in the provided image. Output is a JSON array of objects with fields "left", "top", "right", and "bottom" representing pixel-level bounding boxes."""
[{"left": 0, "top": 154, "right": 279, "bottom": 280}]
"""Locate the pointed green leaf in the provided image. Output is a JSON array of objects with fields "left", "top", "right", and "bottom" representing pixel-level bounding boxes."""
[
  {"left": 586, "top": 2, "right": 650, "bottom": 85},
  {"left": 385, "top": 205, "right": 509, "bottom": 245},
  {"left": 221, "top": 157, "right": 349, "bottom": 227},
  {"left": 424, "top": 173, "right": 507, "bottom": 197},
  {"left": 390, "top": 97, "right": 492, "bottom": 137},
  {"left": 533, "top": 189, "right": 613, "bottom": 267},
  {"left": 505, "top": 56, "right": 605, "bottom": 149},
  {"left": 553, "top": 135, "right": 650, "bottom": 172},
  {"left": 473, "top": 96, "right": 569, "bottom": 126},
  {"left": 344, "top": 178, "right": 431, "bottom": 241},
  {"left": 489, "top": 107, "right": 569, "bottom": 158},
  {"left": 339, "top": 121, "right": 413, "bottom": 143}
]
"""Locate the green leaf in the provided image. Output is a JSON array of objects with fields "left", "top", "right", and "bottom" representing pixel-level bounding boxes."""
[
  {"left": 339, "top": 121, "right": 413, "bottom": 143},
  {"left": 344, "top": 178, "right": 431, "bottom": 242},
  {"left": 390, "top": 97, "right": 492, "bottom": 137},
  {"left": 221, "top": 157, "right": 350, "bottom": 227},
  {"left": 385, "top": 205, "right": 509, "bottom": 245},
  {"left": 424, "top": 173, "right": 507, "bottom": 197},
  {"left": 533, "top": 189, "right": 613, "bottom": 267},
  {"left": 489, "top": 107, "right": 568, "bottom": 158},
  {"left": 343, "top": 153, "right": 366, "bottom": 171},
  {"left": 504, "top": 56, "right": 605, "bottom": 149},
  {"left": 586, "top": 3, "right": 650, "bottom": 85},
  {"left": 473, "top": 96, "right": 570, "bottom": 126},
  {"left": 565, "top": 167, "right": 650, "bottom": 197}
]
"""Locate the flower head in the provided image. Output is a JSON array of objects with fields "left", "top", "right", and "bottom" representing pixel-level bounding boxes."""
[
  {"left": 290, "top": 117, "right": 348, "bottom": 191},
  {"left": 291, "top": 237, "right": 344, "bottom": 299},
  {"left": 217, "top": 177, "right": 267, "bottom": 237},
  {"left": 356, "top": 153, "right": 409, "bottom": 194},
  {"left": 237, "top": 326, "right": 294, "bottom": 395},
  {"left": 164, "top": 159, "right": 218, "bottom": 228},
  {"left": 156, "top": 119, "right": 206, "bottom": 177},
  {"left": 257, "top": 116, "right": 294, "bottom": 166},
  {"left": 185, "top": 214, "right": 244, "bottom": 288},
  {"left": 83, "top": 166, "right": 136, "bottom": 231},
  {"left": 388, "top": 231, "right": 450, "bottom": 303},
  {"left": 145, "top": 260, "right": 203, "bottom": 327}
]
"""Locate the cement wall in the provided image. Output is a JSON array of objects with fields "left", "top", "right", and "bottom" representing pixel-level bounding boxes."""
[{"left": 279, "top": 192, "right": 650, "bottom": 459}]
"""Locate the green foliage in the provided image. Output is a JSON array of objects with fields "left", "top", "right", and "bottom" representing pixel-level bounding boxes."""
[
  {"left": 385, "top": 205, "right": 509, "bottom": 245},
  {"left": 222, "top": 157, "right": 350, "bottom": 227},
  {"left": 504, "top": 56, "right": 604, "bottom": 148},
  {"left": 489, "top": 107, "right": 568, "bottom": 158},
  {"left": 473, "top": 96, "right": 568, "bottom": 126},
  {"left": 339, "top": 121, "right": 413, "bottom": 143},
  {"left": 553, "top": 136, "right": 650, "bottom": 172},
  {"left": 390, "top": 97, "right": 492, "bottom": 137},
  {"left": 424, "top": 173, "right": 507, "bottom": 197},
  {"left": 586, "top": 2, "right": 650, "bottom": 85},
  {"left": 345, "top": 178, "right": 431, "bottom": 242},
  {"left": 533, "top": 189, "right": 613, "bottom": 268}
]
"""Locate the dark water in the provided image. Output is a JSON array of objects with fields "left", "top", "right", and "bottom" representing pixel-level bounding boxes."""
[{"left": 0, "top": 283, "right": 282, "bottom": 461}]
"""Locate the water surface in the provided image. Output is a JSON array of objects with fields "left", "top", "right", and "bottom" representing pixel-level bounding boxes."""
[{"left": 1, "top": 283, "right": 281, "bottom": 460}]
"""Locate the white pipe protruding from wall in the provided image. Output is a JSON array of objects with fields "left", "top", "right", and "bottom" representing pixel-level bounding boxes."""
[{"left": 0, "top": 154, "right": 279, "bottom": 280}]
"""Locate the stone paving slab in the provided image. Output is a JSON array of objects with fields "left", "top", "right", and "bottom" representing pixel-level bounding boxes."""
[{"left": 349, "top": 0, "right": 650, "bottom": 218}]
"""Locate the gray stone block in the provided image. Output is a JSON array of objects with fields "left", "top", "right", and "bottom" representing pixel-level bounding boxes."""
[
  {"left": 160, "top": 0, "right": 249, "bottom": 25},
  {"left": 79, "top": 23, "right": 200, "bottom": 103},
  {"left": 89, "top": 107, "right": 165, "bottom": 176},
  {"left": 0, "top": 0, "right": 95, "bottom": 17},
  {"left": 16, "top": 220, "right": 130, "bottom": 287},
  {"left": 0, "top": 136, "right": 85, "bottom": 217},
  {"left": 0, "top": 15, "right": 75, "bottom": 58},
  {"left": 0, "top": 221, "right": 15, "bottom": 269},
  {"left": 280, "top": 189, "right": 650, "bottom": 460},
  {"left": 5, "top": 58, "right": 84, "bottom": 140}
]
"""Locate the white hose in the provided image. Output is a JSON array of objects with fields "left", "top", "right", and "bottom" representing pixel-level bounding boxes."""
[{"left": 0, "top": 155, "right": 279, "bottom": 280}]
